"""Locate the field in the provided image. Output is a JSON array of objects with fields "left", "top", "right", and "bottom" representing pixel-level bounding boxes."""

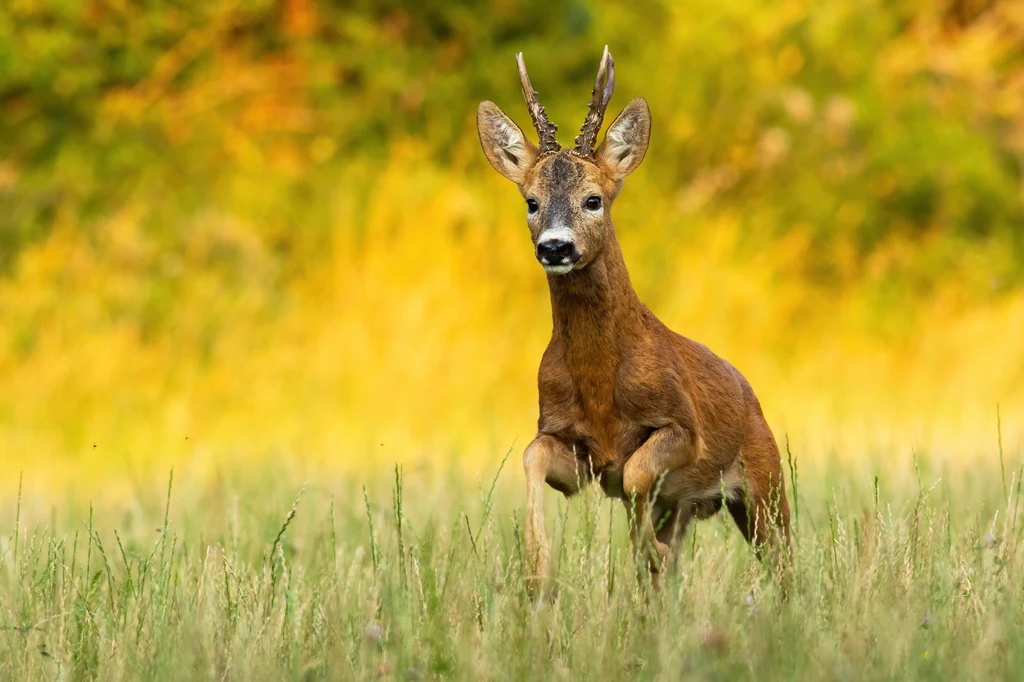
[
  {"left": 3, "top": 1, "right": 1024, "bottom": 679},
  {"left": 2, "top": 446, "right": 1023, "bottom": 680}
]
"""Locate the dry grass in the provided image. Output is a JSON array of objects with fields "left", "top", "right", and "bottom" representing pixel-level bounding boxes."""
[{"left": 2, "top": 448, "right": 1023, "bottom": 680}]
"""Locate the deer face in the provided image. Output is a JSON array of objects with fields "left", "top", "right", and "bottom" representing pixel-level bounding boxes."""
[{"left": 477, "top": 49, "right": 651, "bottom": 276}]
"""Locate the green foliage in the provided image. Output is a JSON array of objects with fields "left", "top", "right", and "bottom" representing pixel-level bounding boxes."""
[{"left": 1, "top": 0, "right": 1022, "bottom": 285}]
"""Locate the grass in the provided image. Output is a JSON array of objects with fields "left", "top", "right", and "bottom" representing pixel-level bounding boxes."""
[{"left": 1, "top": 449, "right": 1023, "bottom": 681}]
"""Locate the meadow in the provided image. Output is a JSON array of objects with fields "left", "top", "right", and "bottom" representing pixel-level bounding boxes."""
[
  {"left": 2, "top": 0, "right": 1024, "bottom": 679},
  {"left": 2, "top": 449, "right": 1023, "bottom": 680}
]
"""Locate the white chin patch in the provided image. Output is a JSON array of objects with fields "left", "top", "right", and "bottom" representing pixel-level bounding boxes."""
[{"left": 543, "top": 264, "right": 574, "bottom": 275}]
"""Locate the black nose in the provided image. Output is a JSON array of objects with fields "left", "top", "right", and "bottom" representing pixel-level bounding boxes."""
[{"left": 536, "top": 239, "right": 580, "bottom": 266}]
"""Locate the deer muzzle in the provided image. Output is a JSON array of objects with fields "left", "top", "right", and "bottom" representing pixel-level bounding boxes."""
[{"left": 536, "top": 237, "right": 581, "bottom": 274}]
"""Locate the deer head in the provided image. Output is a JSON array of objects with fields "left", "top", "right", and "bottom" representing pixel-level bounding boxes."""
[{"left": 477, "top": 47, "right": 651, "bottom": 275}]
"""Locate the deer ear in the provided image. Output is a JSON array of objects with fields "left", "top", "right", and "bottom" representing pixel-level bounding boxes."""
[
  {"left": 477, "top": 101, "right": 538, "bottom": 184},
  {"left": 596, "top": 98, "right": 651, "bottom": 181}
]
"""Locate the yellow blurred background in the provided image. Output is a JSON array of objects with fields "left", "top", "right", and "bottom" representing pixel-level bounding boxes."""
[{"left": 1, "top": 0, "right": 1022, "bottom": 494}]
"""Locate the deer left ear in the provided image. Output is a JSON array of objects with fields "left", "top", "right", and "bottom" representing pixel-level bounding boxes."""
[{"left": 596, "top": 98, "right": 651, "bottom": 181}]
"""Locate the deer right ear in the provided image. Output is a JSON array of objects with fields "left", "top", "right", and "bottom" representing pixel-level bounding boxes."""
[
  {"left": 477, "top": 101, "right": 538, "bottom": 184},
  {"left": 596, "top": 98, "right": 651, "bottom": 181}
]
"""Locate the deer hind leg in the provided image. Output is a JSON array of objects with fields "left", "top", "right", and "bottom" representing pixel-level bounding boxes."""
[
  {"left": 726, "top": 491, "right": 790, "bottom": 561},
  {"left": 728, "top": 421, "right": 792, "bottom": 572},
  {"left": 523, "top": 435, "right": 588, "bottom": 598},
  {"left": 621, "top": 424, "right": 696, "bottom": 588}
]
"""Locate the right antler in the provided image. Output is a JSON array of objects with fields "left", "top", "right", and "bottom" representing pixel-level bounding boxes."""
[{"left": 516, "top": 53, "right": 561, "bottom": 156}]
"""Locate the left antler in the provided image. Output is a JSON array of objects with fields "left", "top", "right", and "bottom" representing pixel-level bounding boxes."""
[{"left": 572, "top": 45, "right": 615, "bottom": 158}]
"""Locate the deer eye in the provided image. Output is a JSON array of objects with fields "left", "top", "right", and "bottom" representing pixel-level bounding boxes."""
[
  {"left": 585, "top": 196, "right": 602, "bottom": 211},
  {"left": 526, "top": 199, "right": 539, "bottom": 214}
]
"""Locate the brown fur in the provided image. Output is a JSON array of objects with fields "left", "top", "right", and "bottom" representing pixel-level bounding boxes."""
[{"left": 478, "top": 69, "right": 791, "bottom": 594}]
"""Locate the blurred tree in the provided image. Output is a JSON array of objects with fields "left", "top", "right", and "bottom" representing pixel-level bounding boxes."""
[{"left": 0, "top": 0, "right": 1021, "bottom": 284}]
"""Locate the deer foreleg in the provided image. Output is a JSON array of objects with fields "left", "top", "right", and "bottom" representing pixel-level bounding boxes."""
[
  {"left": 522, "top": 435, "right": 587, "bottom": 597},
  {"left": 622, "top": 424, "right": 695, "bottom": 586}
]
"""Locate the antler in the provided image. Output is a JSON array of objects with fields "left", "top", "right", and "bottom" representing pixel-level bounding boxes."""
[
  {"left": 572, "top": 45, "right": 615, "bottom": 158},
  {"left": 516, "top": 52, "right": 561, "bottom": 155}
]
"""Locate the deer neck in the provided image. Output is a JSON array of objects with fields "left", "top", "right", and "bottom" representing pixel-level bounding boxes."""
[{"left": 547, "top": 234, "right": 644, "bottom": 383}]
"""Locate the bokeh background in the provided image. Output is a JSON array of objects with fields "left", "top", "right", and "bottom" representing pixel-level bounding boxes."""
[{"left": 1, "top": 0, "right": 1023, "bottom": 493}]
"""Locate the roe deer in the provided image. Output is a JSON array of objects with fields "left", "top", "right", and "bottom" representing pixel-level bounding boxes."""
[{"left": 477, "top": 47, "right": 791, "bottom": 592}]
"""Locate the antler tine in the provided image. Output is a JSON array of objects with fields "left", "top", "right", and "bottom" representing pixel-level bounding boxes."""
[
  {"left": 572, "top": 45, "right": 615, "bottom": 158},
  {"left": 516, "top": 52, "right": 561, "bottom": 155}
]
